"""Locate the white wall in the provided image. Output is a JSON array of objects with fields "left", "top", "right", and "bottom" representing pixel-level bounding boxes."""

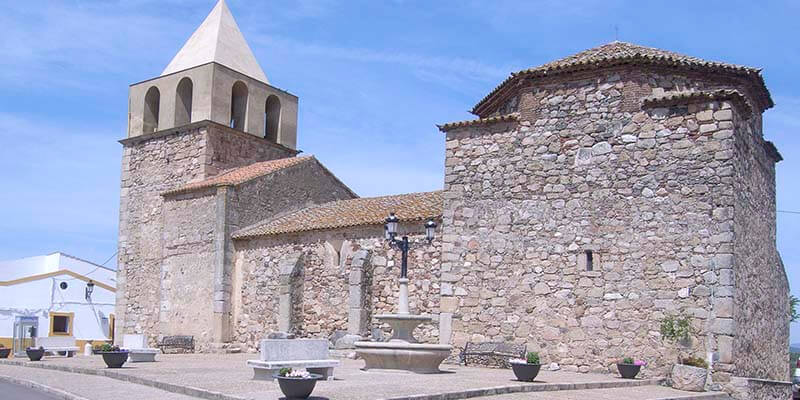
[{"left": 0, "top": 275, "right": 115, "bottom": 340}]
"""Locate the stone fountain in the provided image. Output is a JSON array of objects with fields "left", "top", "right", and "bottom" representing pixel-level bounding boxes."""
[{"left": 354, "top": 277, "right": 452, "bottom": 373}]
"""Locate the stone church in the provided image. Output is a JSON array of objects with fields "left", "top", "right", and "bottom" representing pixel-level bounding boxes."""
[{"left": 116, "top": 0, "right": 789, "bottom": 386}]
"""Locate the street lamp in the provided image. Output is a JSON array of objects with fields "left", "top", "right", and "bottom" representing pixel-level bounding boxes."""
[
  {"left": 85, "top": 280, "right": 95, "bottom": 301},
  {"left": 384, "top": 212, "right": 437, "bottom": 314}
]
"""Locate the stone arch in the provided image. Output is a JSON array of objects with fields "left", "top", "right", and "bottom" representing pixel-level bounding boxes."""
[
  {"left": 174, "top": 77, "right": 193, "bottom": 126},
  {"left": 265, "top": 95, "right": 281, "bottom": 141},
  {"left": 143, "top": 86, "right": 160, "bottom": 133},
  {"left": 230, "top": 81, "right": 248, "bottom": 130}
]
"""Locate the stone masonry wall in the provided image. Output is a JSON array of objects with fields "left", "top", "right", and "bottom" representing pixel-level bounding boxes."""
[
  {"left": 731, "top": 110, "right": 788, "bottom": 380},
  {"left": 441, "top": 66, "right": 757, "bottom": 377},
  {"left": 159, "top": 188, "right": 217, "bottom": 344},
  {"left": 116, "top": 122, "right": 294, "bottom": 346},
  {"left": 232, "top": 224, "right": 441, "bottom": 352}
]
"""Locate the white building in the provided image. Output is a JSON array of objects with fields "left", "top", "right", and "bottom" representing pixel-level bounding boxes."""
[{"left": 0, "top": 252, "right": 116, "bottom": 355}]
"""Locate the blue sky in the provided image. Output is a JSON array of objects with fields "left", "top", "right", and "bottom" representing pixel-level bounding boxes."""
[{"left": 1, "top": 1, "right": 798, "bottom": 339}]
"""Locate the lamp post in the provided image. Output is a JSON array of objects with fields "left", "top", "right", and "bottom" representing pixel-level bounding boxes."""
[{"left": 384, "top": 212, "right": 437, "bottom": 315}]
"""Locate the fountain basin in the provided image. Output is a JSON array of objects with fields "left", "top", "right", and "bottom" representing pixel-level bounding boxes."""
[
  {"left": 354, "top": 341, "right": 452, "bottom": 373},
  {"left": 373, "top": 314, "right": 432, "bottom": 343}
]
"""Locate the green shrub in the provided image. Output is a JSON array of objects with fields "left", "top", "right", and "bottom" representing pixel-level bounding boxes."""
[
  {"left": 279, "top": 367, "right": 292, "bottom": 377},
  {"left": 660, "top": 315, "right": 692, "bottom": 343},
  {"left": 681, "top": 356, "right": 708, "bottom": 369},
  {"left": 526, "top": 351, "right": 540, "bottom": 364},
  {"left": 622, "top": 357, "right": 634, "bottom": 364}
]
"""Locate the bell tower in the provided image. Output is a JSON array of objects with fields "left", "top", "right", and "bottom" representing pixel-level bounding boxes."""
[
  {"left": 116, "top": 0, "right": 299, "bottom": 346},
  {"left": 126, "top": 0, "right": 298, "bottom": 149}
]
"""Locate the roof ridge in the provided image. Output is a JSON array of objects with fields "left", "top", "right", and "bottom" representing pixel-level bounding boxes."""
[
  {"left": 233, "top": 190, "right": 444, "bottom": 239},
  {"left": 163, "top": 156, "right": 314, "bottom": 196},
  {"left": 472, "top": 41, "right": 772, "bottom": 116}
]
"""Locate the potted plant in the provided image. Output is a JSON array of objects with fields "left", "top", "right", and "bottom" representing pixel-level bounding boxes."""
[
  {"left": 273, "top": 368, "right": 322, "bottom": 399},
  {"left": 0, "top": 344, "right": 10, "bottom": 359},
  {"left": 660, "top": 314, "right": 707, "bottom": 392},
  {"left": 26, "top": 346, "right": 45, "bottom": 361},
  {"left": 671, "top": 356, "right": 709, "bottom": 392},
  {"left": 509, "top": 351, "right": 542, "bottom": 382},
  {"left": 97, "top": 344, "right": 129, "bottom": 368},
  {"left": 616, "top": 357, "right": 646, "bottom": 379}
]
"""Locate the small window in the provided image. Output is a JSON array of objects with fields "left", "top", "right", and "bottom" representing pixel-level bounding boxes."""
[
  {"left": 49, "top": 312, "right": 73, "bottom": 336},
  {"left": 585, "top": 250, "right": 594, "bottom": 271},
  {"left": 578, "top": 249, "right": 599, "bottom": 272}
]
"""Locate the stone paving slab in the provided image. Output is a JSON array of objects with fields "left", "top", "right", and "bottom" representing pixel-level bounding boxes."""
[
  {"left": 0, "top": 364, "right": 199, "bottom": 400},
  {"left": 0, "top": 354, "right": 691, "bottom": 400}
]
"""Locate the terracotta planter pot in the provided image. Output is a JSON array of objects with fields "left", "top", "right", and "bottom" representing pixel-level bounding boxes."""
[
  {"left": 511, "top": 362, "right": 541, "bottom": 382},
  {"left": 0, "top": 348, "right": 11, "bottom": 359},
  {"left": 274, "top": 373, "right": 322, "bottom": 399},
  {"left": 617, "top": 363, "right": 641, "bottom": 379},
  {"left": 26, "top": 348, "right": 45, "bottom": 361},
  {"left": 100, "top": 351, "right": 129, "bottom": 368}
]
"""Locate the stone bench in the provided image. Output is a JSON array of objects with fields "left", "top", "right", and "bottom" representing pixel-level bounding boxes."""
[
  {"left": 158, "top": 335, "right": 194, "bottom": 354},
  {"left": 36, "top": 337, "right": 79, "bottom": 357},
  {"left": 122, "top": 334, "right": 161, "bottom": 362},
  {"left": 246, "top": 339, "right": 340, "bottom": 381},
  {"left": 460, "top": 341, "right": 526, "bottom": 368}
]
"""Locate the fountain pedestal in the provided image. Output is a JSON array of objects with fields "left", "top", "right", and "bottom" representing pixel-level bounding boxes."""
[{"left": 355, "top": 279, "right": 452, "bottom": 373}]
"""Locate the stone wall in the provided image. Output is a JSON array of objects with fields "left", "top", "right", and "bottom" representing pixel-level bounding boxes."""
[
  {"left": 731, "top": 108, "right": 789, "bottom": 380},
  {"left": 231, "top": 224, "right": 441, "bottom": 352},
  {"left": 724, "top": 377, "right": 792, "bottom": 400},
  {"left": 440, "top": 66, "right": 775, "bottom": 377},
  {"left": 116, "top": 121, "right": 295, "bottom": 346},
  {"left": 159, "top": 188, "right": 217, "bottom": 344}
]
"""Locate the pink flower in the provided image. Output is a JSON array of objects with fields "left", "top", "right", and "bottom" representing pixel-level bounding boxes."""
[{"left": 634, "top": 360, "right": 647, "bottom": 366}]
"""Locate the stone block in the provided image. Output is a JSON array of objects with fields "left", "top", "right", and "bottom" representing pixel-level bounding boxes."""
[
  {"left": 440, "top": 296, "right": 459, "bottom": 313},
  {"left": 714, "top": 298, "right": 733, "bottom": 318},
  {"left": 259, "top": 339, "right": 330, "bottom": 362},
  {"left": 712, "top": 318, "right": 735, "bottom": 335},
  {"left": 671, "top": 364, "right": 708, "bottom": 392},
  {"left": 717, "top": 335, "right": 733, "bottom": 363}
]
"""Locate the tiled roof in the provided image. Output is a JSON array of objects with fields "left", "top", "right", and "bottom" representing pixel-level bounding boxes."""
[
  {"left": 164, "top": 156, "right": 312, "bottom": 195},
  {"left": 642, "top": 89, "right": 752, "bottom": 115},
  {"left": 473, "top": 41, "right": 772, "bottom": 116},
  {"left": 233, "top": 191, "right": 443, "bottom": 239},
  {"left": 438, "top": 113, "right": 519, "bottom": 132}
]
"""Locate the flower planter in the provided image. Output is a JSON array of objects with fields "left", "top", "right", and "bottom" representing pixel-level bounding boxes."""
[
  {"left": 26, "top": 348, "right": 45, "bottom": 361},
  {"left": 510, "top": 362, "right": 541, "bottom": 382},
  {"left": 274, "top": 373, "right": 322, "bottom": 399},
  {"left": 0, "top": 348, "right": 11, "bottom": 359},
  {"left": 99, "top": 351, "right": 129, "bottom": 368},
  {"left": 617, "top": 363, "right": 641, "bottom": 379},
  {"left": 671, "top": 364, "right": 708, "bottom": 392}
]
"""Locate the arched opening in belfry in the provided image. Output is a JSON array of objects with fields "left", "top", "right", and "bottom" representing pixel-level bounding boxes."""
[
  {"left": 265, "top": 95, "right": 281, "bottom": 142},
  {"left": 143, "top": 86, "right": 160, "bottom": 133},
  {"left": 230, "top": 81, "right": 248, "bottom": 131},
  {"left": 175, "top": 77, "right": 193, "bottom": 126}
]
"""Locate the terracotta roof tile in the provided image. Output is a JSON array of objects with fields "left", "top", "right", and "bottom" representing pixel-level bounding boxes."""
[
  {"left": 438, "top": 113, "right": 519, "bottom": 132},
  {"left": 473, "top": 41, "right": 772, "bottom": 116},
  {"left": 233, "top": 191, "right": 443, "bottom": 238},
  {"left": 164, "top": 156, "right": 312, "bottom": 195}
]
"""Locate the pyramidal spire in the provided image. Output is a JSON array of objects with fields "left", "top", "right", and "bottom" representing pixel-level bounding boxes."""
[{"left": 162, "top": 0, "right": 268, "bottom": 82}]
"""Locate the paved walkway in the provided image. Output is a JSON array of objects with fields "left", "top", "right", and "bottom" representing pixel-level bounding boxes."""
[
  {"left": 0, "top": 381, "right": 61, "bottom": 400},
  {"left": 0, "top": 354, "right": 728, "bottom": 400},
  {"left": 0, "top": 364, "right": 198, "bottom": 400},
  {"left": 472, "top": 386, "right": 730, "bottom": 399}
]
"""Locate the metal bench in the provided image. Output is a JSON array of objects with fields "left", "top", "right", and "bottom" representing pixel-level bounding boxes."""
[
  {"left": 460, "top": 341, "right": 526, "bottom": 368},
  {"left": 246, "top": 339, "right": 340, "bottom": 381},
  {"left": 122, "top": 334, "right": 160, "bottom": 362},
  {"left": 36, "top": 337, "right": 79, "bottom": 357},
  {"left": 158, "top": 335, "right": 194, "bottom": 354}
]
